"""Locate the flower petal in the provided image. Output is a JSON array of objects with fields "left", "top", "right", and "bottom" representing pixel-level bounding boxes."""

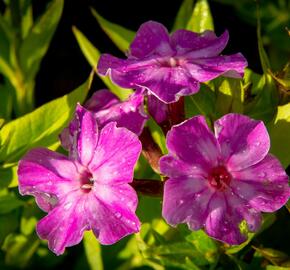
[
  {"left": 205, "top": 193, "right": 247, "bottom": 245},
  {"left": 147, "top": 94, "right": 169, "bottom": 123},
  {"left": 67, "top": 104, "right": 99, "bottom": 166},
  {"left": 129, "top": 21, "right": 173, "bottom": 58},
  {"left": 18, "top": 148, "right": 80, "bottom": 212},
  {"left": 87, "top": 183, "right": 140, "bottom": 244},
  {"left": 171, "top": 30, "right": 229, "bottom": 57},
  {"left": 36, "top": 191, "right": 88, "bottom": 255},
  {"left": 93, "top": 92, "right": 148, "bottom": 135},
  {"left": 231, "top": 155, "right": 290, "bottom": 212},
  {"left": 165, "top": 116, "right": 220, "bottom": 171},
  {"left": 162, "top": 176, "right": 211, "bottom": 230},
  {"left": 185, "top": 53, "right": 247, "bottom": 82},
  {"left": 89, "top": 122, "right": 142, "bottom": 184},
  {"left": 84, "top": 89, "right": 119, "bottom": 111},
  {"left": 214, "top": 113, "right": 270, "bottom": 171}
]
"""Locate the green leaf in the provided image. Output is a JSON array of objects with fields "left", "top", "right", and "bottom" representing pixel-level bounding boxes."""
[
  {"left": 185, "top": 230, "right": 219, "bottom": 264},
  {"left": 72, "top": 26, "right": 132, "bottom": 101},
  {"left": 215, "top": 78, "right": 244, "bottom": 117},
  {"left": 0, "top": 82, "right": 13, "bottom": 120},
  {"left": 245, "top": 74, "right": 278, "bottom": 123},
  {"left": 147, "top": 119, "right": 167, "bottom": 154},
  {"left": 267, "top": 103, "right": 290, "bottom": 168},
  {"left": 72, "top": 26, "right": 99, "bottom": 68},
  {"left": 256, "top": 3, "right": 271, "bottom": 74},
  {"left": 91, "top": 8, "right": 135, "bottom": 53},
  {"left": 0, "top": 75, "right": 92, "bottom": 163},
  {"left": 172, "top": 0, "right": 194, "bottom": 32},
  {"left": 0, "top": 193, "right": 24, "bottom": 214},
  {"left": 19, "top": 0, "right": 64, "bottom": 81},
  {"left": 83, "top": 231, "right": 103, "bottom": 270},
  {"left": 2, "top": 233, "right": 40, "bottom": 267},
  {"left": 20, "top": 0, "right": 33, "bottom": 39},
  {"left": 253, "top": 246, "right": 290, "bottom": 267},
  {"left": 186, "top": 0, "right": 214, "bottom": 33},
  {"left": 0, "top": 211, "right": 19, "bottom": 245},
  {"left": 185, "top": 84, "right": 215, "bottom": 118}
]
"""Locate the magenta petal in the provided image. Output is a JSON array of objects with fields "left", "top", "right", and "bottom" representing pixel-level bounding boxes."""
[
  {"left": 185, "top": 53, "right": 247, "bottom": 82},
  {"left": 18, "top": 148, "right": 80, "bottom": 212},
  {"left": 36, "top": 191, "right": 88, "bottom": 255},
  {"left": 147, "top": 94, "right": 169, "bottom": 123},
  {"left": 129, "top": 21, "right": 173, "bottom": 58},
  {"left": 172, "top": 30, "right": 229, "bottom": 57},
  {"left": 165, "top": 116, "right": 220, "bottom": 171},
  {"left": 162, "top": 176, "right": 211, "bottom": 230},
  {"left": 215, "top": 113, "right": 270, "bottom": 171},
  {"left": 85, "top": 89, "right": 119, "bottom": 111},
  {"left": 87, "top": 183, "right": 140, "bottom": 244},
  {"left": 231, "top": 155, "right": 290, "bottom": 212},
  {"left": 205, "top": 193, "right": 246, "bottom": 245},
  {"left": 89, "top": 122, "right": 142, "bottom": 184},
  {"left": 93, "top": 91, "right": 148, "bottom": 135}
]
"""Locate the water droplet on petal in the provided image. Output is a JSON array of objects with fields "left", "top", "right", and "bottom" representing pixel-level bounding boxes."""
[
  {"left": 115, "top": 212, "right": 122, "bottom": 219},
  {"left": 64, "top": 202, "right": 73, "bottom": 210}
]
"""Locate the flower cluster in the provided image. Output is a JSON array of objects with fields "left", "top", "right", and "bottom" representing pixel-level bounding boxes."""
[{"left": 17, "top": 21, "right": 289, "bottom": 255}]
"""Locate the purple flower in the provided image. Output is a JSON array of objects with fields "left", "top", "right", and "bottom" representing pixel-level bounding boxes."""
[
  {"left": 98, "top": 21, "right": 247, "bottom": 103},
  {"left": 60, "top": 90, "right": 147, "bottom": 151},
  {"left": 18, "top": 105, "right": 142, "bottom": 255},
  {"left": 160, "top": 114, "right": 290, "bottom": 244}
]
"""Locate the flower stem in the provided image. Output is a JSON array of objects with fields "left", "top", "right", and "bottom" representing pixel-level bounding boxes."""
[{"left": 139, "top": 127, "right": 163, "bottom": 174}]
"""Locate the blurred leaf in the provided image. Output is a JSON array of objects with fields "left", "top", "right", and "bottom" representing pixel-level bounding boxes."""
[
  {"left": 253, "top": 246, "right": 290, "bottom": 267},
  {"left": 136, "top": 196, "right": 162, "bottom": 223},
  {"left": 0, "top": 119, "right": 4, "bottom": 128},
  {"left": 0, "top": 75, "right": 92, "bottom": 163},
  {"left": 0, "top": 165, "right": 17, "bottom": 188},
  {"left": 0, "top": 15, "right": 14, "bottom": 80},
  {"left": 72, "top": 26, "right": 132, "bottom": 100},
  {"left": 215, "top": 78, "right": 244, "bottom": 117},
  {"left": 20, "top": 0, "right": 33, "bottom": 39},
  {"left": 185, "top": 230, "right": 219, "bottom": 264},
  {"left": 266, "top": 266, "right": 290, "bottom": 270},
  {"left": 83, "top": 231, "right": 103, "bottom": 270},
  {"left": 185, "top": 84, "right": 215, "bottom": 119},
  {"left": 172, "top": 0, "right": 194, "bottom": 32},
  {"left": 20, "top": 201, "right": 40, "bottom": 236},
  {"left": 0, "top": 83, "right": 13, "bottom": 120},
  {"left": 187, "top": 0, "right": 214, "bottom": 32},
  {"left": 268, "top": 103, "right": 290, "bottom": 168},
  {"left": 91, "top": 8, "right": 134, "bottom": 53},
  {"left": 72, "top": 26, "right": 99, "bottom": 67},
  {"left": 2, "top": 233, "right": 40, "bottom": 267},
  {"left": 19, "top": 0, "right": 64, "bottom": 81},
  {"left": 0, "top": 193, "right": 24, "bottom": 214},
  {"left": 256, "top": 2, "right": 271, "bottom": 74},
  {"left": 0, "top": 210, "right": 19, "bottom": 245}
]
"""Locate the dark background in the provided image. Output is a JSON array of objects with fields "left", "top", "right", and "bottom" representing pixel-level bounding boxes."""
[{"left": 33, "top": 0, "right": 260, "bottom": 107}]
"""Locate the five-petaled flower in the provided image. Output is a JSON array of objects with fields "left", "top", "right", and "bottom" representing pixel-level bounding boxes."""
[
  {"left": 98, "top": 21, "right": 247, "bottom": 104},
  {"left": 160, "top": 114, "right": 290, "bottom": 244},
  {"left": 18, "top": 104, "right": 142, "bottom": 255}
]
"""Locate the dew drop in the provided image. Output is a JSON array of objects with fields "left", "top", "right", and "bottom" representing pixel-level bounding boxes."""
[
  {"left": 115, "top": 212, "right": 122, "bottom": 219},
  {"left": 64, "top": 201, "right": 73, "bottom": 210}
]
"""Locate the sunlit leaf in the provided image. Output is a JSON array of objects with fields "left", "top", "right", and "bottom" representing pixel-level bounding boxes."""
[
  {"left": 172, "top": 0, "right": 194, "bottom": 32},
  {"left": 19, "top": 0, "right": 64, "bottom": 81},
  {"left": 0, "top": 75, "right": 92, "bottom": 163},
  {"left": 83, "top": 231, "right": 103, "bottom": 270},
  {"left": 187, "top": 0, "right": 214, "bottom": 32},
  {"left": 267, "top": 103, "right": 290, "bottom": 168},
  {"left": 72, "top": 26, "right": 132, "bottom": 100},
  {"left": 91, "top": 8, "right": 134, "bottom": 53}
]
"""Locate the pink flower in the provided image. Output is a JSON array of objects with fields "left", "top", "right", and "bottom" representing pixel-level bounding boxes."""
[
  {"left": 98, "top": 21, "right": 247, "bottom": 104},
  {"left": 18, "top": 105, "right": 142, "bottom": 255},
  {"left": 160, "top": 114, "right": 290, "bottom": 244}
]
